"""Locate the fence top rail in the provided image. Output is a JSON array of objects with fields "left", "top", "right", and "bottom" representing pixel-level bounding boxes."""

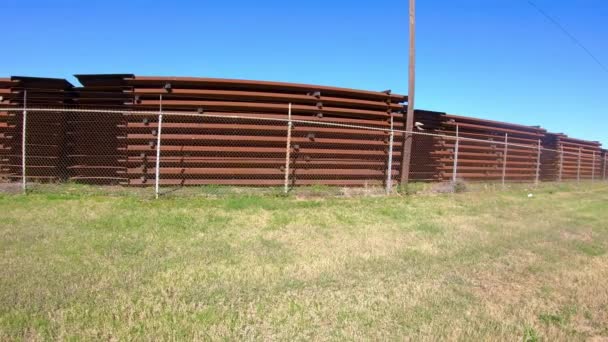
[{"left": 0, "top": 106, "right": 595, "bottom": 157}]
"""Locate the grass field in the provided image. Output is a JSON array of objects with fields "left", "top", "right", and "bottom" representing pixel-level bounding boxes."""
[{"left": 1, "top": 183, "right": 607, "bottom": 340}]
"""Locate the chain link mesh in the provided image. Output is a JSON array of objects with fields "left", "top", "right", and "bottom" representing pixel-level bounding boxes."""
[{"left": 0, "top": 105, "right": 606, "bottom": 197}]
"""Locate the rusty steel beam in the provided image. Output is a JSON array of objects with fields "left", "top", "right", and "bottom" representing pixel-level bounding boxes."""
[
  {"left": 125, "top": 76, "right": 407, "bottom": 103},
  {"left": 130, "top": 88, "right": 404, "bottom": 111}
]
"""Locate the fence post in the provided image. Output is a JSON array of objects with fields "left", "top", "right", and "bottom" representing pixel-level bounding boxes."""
[
  {"left": 559, "top": 146, "right": 564, "bottom": 182},
  {"left": 535, "top": 139, "right": 541, "bottom": 186},
  {"left": 577, "top": 147, "right": 582, "bottom": 183},
  {"left": 452, "top": 125, "right": 459, "bottom": 184},
  {"left": 502, "top": 133, "right": 508, "bottom": 187},
  {"left": 604, "top": 155, "right": 607, "bottom": 181},
  {"left": 154, "top": 95, "right": 163, "bottom": 199},
  {"left": 21, "top": 90, "right": 27, "bottom": 194},
  {"left": 386, "top": 115, "right": 395, "bottom": 195},
  {"left": 284, "top": 103, "right": 292, "bottom": 194},
  {"left": 591, "top": 152, "right": 595, "bottom": 182}
]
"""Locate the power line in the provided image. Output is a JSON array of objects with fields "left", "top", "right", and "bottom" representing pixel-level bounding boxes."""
[{"left": 526, "top": 0, "right": 608, "bottom": 73}]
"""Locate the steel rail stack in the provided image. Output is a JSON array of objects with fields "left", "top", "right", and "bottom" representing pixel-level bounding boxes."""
[
  {"left": 69, "top": 74, "right": 132, "bottom": 184},
  {"left": 0, "top": 77, "right": 73, "bottom": 183},
  {"left": 543, "top": 133, "right": 603, "bottom": 181},
  {"left": 1, "top": 73, "right": 605, "bottom": 190},
  {"left": 0, "top": 78, "right": 17, "bottom": 182},
  {"left": 73, "top": 75, "right": 408, "bottom": 187},
  {"left": 408, "top": 110, "right": 445, "bottom": 181},
  {"left": 423, "top": 113, "right": 547, "bottom": 182}
]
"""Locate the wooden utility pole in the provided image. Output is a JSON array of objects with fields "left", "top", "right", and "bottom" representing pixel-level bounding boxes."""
[{"left": 400, "top": 0, "right": 416, "bottom": 184}]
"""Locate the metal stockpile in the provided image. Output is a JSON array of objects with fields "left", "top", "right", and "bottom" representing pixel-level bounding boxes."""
[
  {"left": 423, "top": 113, "right": 547, "bottom": 182},
  {"left": 543, "top": 133, "right": 603, "bottom": 181},
  {"left": 0, "top": 78, "right": 16, "bottom": 181},
  {"left": 0, "top": 77, "right": 73, "bottom": 183},
  {"left": 2, "top": 73, "right": 606, "bottom": 189},
  {"left": 409, "top": 110, "right": 445, "bottom": 181},
  {"left": 69, "top": 75, "right": 130, "bottom": 184},
  {"left": 74, "top": 75, "right": 407, "bottom": 186}
]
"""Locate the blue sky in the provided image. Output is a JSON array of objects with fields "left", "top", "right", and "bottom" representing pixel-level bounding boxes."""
[{"left": 1, "top": 0, "right": 606, "bottom": 145}]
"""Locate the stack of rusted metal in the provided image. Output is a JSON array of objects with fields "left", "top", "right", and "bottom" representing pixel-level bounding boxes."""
[
  {"left": 68, "top": 74, "right": 132, "bottom": 184},
  {"left": 0, "top": 77, "right": 73, "bottom": 183},
  {"left": 0, "top": 78, "right": 16, "bottom": 102},
  {"left": 407, "top": 110, "right": 445, "bottom": 181},
  {"left": 73, "top": 74, "right": 134, "bottom": 108},
  {"left": 426, "top": 113, "right": 546, "bottom": 182},
  {"left": 4, "top": 73, "right": 606, "bottom": 188},
  {"left": 543, "top": 133, "right": 603, "bottom": 181},
  {"left": 0, "top": 78, "right": 18, "bottom": 182},
  {"left": 73, "top": 75, "right": 407, "bottom": 187},
  {"left": 540, "top": 133, "right": 562, "bottom": 181}
]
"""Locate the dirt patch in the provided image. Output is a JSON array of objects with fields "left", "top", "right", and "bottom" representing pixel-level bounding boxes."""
[
  {"left": 560, "top": 230, "right": 594, "bottom": 243},
  {"left": 0, "top": 182, "right": 22, "bottom": 194},
  {"left": 424, "top": 181, "right": 468, "bottom": 194}
]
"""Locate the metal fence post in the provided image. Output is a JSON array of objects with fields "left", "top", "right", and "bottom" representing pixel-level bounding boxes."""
[
  {"left": 386, "top": 115, "right": 395, "bottom": 195},
  {"left": 603, "top": 154, "right": 608, "bottom": 180},
  {"left": 21, "top": 90, "right": 27, "bottom": 194},
  {"left": 559, "top": 146, "right": 564, "bottom": 182},
  {"left": 502, "top": 133, "right": 508, "bottom": 187},
  {"left": 535, "top": 139, "right": 541, "bottom": 186},
  {"left": 452, "top": 125, "right": 459, "bottom": 184},
  {"left": 591, "top": 152, "right": 596, "bottom": 182},
  {"left": 284, "top": 103, "right": 292, "bottom": 194},
  {"left": 577, "top": 147, "right": 582, "bottom": 183},
  {"left": 154, "top": 95, "right": 163, "bottom": 199}
]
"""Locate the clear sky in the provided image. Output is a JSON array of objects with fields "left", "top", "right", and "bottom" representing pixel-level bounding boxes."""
[{"left": 1, "top": 0, "right": 606, "bottom": 145}]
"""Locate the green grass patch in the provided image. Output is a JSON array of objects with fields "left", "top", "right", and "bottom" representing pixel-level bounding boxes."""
[{"left": 1, "top": 182, "right": 608, "bottom": 340}]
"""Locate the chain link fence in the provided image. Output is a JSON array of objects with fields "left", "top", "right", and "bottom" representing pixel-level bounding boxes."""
[{"left": 1, "top": 104, "right": 606, "bottom": 198}]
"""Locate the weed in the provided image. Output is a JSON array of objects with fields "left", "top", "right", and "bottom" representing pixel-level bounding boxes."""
[{"left": 523, "top": 325, "right": 540, "bottom": 342}]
